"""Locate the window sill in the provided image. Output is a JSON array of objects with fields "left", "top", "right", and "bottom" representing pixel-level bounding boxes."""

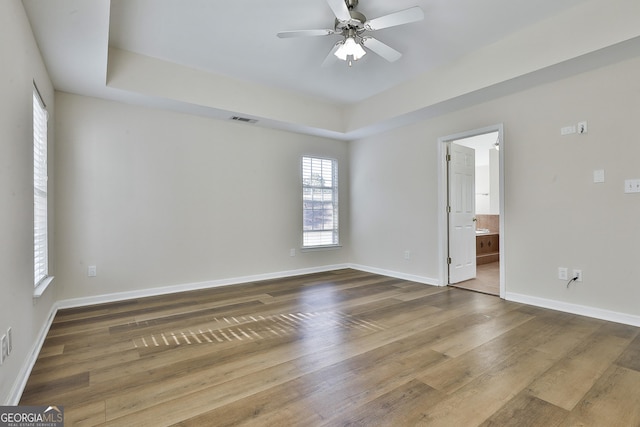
[
  {"left": 301, "top": 245, "right": 343, "bottom": 252},
  {"left": 33, "top": 276, "right": 54, "bottom": 298}
]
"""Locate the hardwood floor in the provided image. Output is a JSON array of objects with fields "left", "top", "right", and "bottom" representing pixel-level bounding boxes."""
[{"left": 20, "top": 269, "right": 640, "bottom": 426}]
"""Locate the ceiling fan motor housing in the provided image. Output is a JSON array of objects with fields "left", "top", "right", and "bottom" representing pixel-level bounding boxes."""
[
  {"left": 334, "top": 10, "right": 366, "bottom": 34},
  {"left": 346, "top": 0, "right": 358, "bottom": 9}
]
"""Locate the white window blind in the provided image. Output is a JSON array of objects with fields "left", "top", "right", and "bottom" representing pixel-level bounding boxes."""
[
  {"left": 302, "top": 156, "right": 338, "bottom": 247},
  {"left": 33, "top": 89, "right": 49, "bottom": 287}
]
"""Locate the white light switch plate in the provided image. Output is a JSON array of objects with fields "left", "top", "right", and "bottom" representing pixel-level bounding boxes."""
[
  {"left": 593, "top": 169, "right": 605, "bottom": 183},
  {"left": 558, "top": 267, "right": 568, "bottom": 280}
]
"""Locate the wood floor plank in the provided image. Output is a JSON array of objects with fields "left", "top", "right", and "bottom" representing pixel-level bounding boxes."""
[
  {"left": 28, "top": 347, "right": 140, "bottom": 384},
  {"left": 528, "top": 314, "right": 603, "bottom": 359},
  {"left": 131, "top": 293, "right": 274, "bottom": 323},
  {"left": 52, "top": 299, "right": 138, "bottom": 323},
  {"left": 615, "top": 334, "right": 640, "bottom": 372},
  {"left": 319, "top": 380, "right": 445, "bottom": 427},
  {"left": 63, "top": 400, "right": 106, "bottom": 427},
  {"left": 563, "top": 365, "right": 640, "bottom": 426},
  {"left": 35, "top": 343, "right": 65, "bottom": 358},
  {"left": 407, "top": 348, "right": 558, "bottom": 426},
  {"left": 427, "top": 308, "right": 533, "bottom": 357},
  {"left": 419, "top": 314, "right": 563, "bottom": 394},
  {"left": 526, "top": 329, "right": 632, "bottom": 410},
  {"left": 20, "top": 371, "right": 90, "bottom": 405},
  {"left": 479, "top": 392, "right": 568, "bottom": 427},
  {"left": 393, "top": 285, "right": 449, "bottom": 301},
  {"left": 19, "top": 269, "right": 640, "bottom": 426}
]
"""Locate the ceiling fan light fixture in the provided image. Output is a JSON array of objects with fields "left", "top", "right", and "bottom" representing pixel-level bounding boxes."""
[
  {"left": 334, "top": 35, "right": 366, "bottom": 61},
  {"left": 333, "top": 40, "right": 347, "bottom": 61}
]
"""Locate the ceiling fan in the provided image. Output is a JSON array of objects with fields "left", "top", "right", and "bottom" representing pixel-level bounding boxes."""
[{"left": 277, "top": 0, "right": 424, "bottom": 67}]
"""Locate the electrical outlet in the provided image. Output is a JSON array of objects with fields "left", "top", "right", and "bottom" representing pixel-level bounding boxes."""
[
  {"left": 558, "top": 267, "right": 568, "bottom": 280},
  {"left": 289, "top": 248, "right": 296, "bottom": 257},
  {"left": 404, "top": 250, "right": 411, "bottom": 260},
  {"left": 624, "top": 179, "right": 640, "bottom": 193},
  {"left": 88, "top": 265, "right": 97, "bottom": 277},
  {"left": 573, "top": 269, "right": 583, "bottom": 282},
  {"left": 578, "top": 121, "right": 588, "bottom": 134}
]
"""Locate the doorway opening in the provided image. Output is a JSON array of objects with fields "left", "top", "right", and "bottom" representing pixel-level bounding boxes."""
[{"left": 438, "top": 125, "right": 504, "bottom": 298}]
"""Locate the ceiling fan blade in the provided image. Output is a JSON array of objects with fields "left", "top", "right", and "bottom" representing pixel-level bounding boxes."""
[
  {"left": 321, "top": 42, "right": 341, "bottom": 67},
  {"left": 362, "top": 37, "right": 402, "bottom": 62},
  {"left": 277, "top": 29, "right": 335, "bottom": 38},
  {"left": 365, "top": 6, "right": 424, "bottom": 31},
  {"left": 326, "top": 0, "right": 352, "bottom": 22}
]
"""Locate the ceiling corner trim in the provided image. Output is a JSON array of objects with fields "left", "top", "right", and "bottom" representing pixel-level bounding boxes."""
[{"left": 105, "top": 47, "right": 347, "bottom": 135}]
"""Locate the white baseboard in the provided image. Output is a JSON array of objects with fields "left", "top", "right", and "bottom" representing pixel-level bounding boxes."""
[
  {"left": 349, "top": 264, "right": 441, "bottom": 287},
  {"left": 53, "top": 264, "right": 438, "bottom": 311},
  {"left": 6, "top": 304, "right": 58, "bottom": 405},
  {"left": 57, "top": 264, "right": 350, "bottom": 309},
  {"left": 506, "top": 292, "right": 640, "bottom": 327}
]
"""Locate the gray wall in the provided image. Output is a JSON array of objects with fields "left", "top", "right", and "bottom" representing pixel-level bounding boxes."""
[
  {"left": 350, "top": 54, "right": 640, "bottom": 318},
  {"left": 54, "top": 93, "right": 349, "bottom": 301},
  {"left": 0, "top": 0, "right": 56, "bottom": 403}
]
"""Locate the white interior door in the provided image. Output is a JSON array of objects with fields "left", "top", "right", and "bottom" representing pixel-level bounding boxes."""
[{"left": 448, "top": 142, "right": 476, "bottom": 284}]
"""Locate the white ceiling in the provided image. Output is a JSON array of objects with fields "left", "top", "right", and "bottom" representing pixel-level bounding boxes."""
[
  {"left": 21, "top": 0, "right": 640, "bottom": 139},
  {"left": 107, "top": 0, "right": 584, "bottom": 104}
]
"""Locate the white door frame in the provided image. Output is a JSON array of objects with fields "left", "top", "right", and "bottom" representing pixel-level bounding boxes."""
[{"left": 437, "top": 124, "right": 505, "bottom": 298}]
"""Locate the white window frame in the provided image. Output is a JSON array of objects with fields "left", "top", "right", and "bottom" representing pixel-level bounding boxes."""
[
  {"left": 302, "top": 156, "right": 339, "bottom": 248},
  {"left": 33, "top": 84, "right": 53, "bottom": 296}
]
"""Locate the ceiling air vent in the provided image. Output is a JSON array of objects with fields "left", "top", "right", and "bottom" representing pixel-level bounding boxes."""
[{"left": 230, "top": 116, "right": 258, "bottom": 124}]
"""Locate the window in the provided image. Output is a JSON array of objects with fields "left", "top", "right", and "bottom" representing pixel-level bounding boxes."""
[
  {"left": 302, "top": 156, "right": 339, "bottom": 247},
  {"left": 33, "top": 87, "right": 49, "bottom": 288}
]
